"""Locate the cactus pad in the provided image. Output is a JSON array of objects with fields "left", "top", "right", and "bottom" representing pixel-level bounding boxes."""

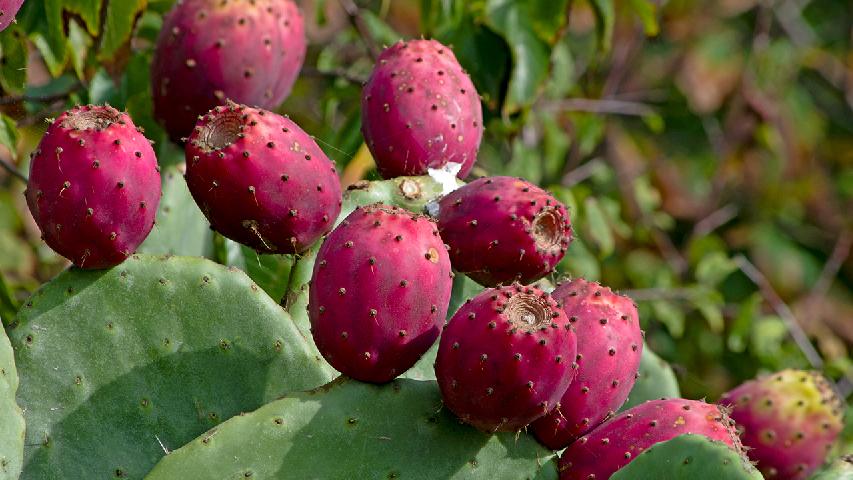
[
  {"left": 610, "top": 434, "right": 764, "bottom": 480},
  {"left": 8, "top": 254, "right": 333, "bottom": 479},
  {"left": 0, "top": 327, "right": 24, "bottom": 480},
  {"left": 146, "top": 378, "right": 557, "bottom": 479},
  {"left": 621, "top": 342, "right": 681, "bottom": 411}
]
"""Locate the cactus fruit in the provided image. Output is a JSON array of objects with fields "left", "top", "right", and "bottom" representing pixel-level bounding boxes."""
[
  {"left": 435, "top": 285, "right": 578, "bottom": 432},
  {"left": 532, "top": 278, "right": 643, "bottom": 450},
  {"left": 719, "top": 369, "right": 844, "bottom": 480},
  {"left": 151, "top": 0, "right": 306, "bottom": 141},
  {"left": 24, "top": 105, "right": 161, "bottom": 269},
  {"left": 308, "top": 204, "right": 453, "bottom": 383},
  {"left": 0, "top": 0, "right": 24, "bottom": 32},
  {"left": 621, "top": 341, "right": 681, "bottom": 411},
  {"left": 558, "top": 398, "right": 743, "bottom": 480},
  {"left": 610, "top": 434, "right": 764, "bottom": 480},
  {"left": 8, "top": 254, "right": 332, "bottom": 478},
  {"left": 185, "top": 102, "right": 342, "bottom": 254},
  {"left": 436, "top": 176, "right": 572, "bottom": 286},
  {"left": 146, "top": 378, "right": 559, "bottom": 479},
  {"left": 361, "top": 39, "right": 483, "bottom": 179},
  {"left": 0, "top": 326, "right": 24, "bottom": 480}
]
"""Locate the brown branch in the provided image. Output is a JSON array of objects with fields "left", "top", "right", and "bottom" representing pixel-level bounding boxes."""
[
  {"left": 561, "top": 158, "right": 602, "bottom": 187},
  {"left": 0, "top": 155, "right": 26, "bottom": 183},
  {"left": 338, "top": 0, "right": 381, "bottom": 60},
  {"left": 544, "top": 98, "right": 656, "bottom": 117},
  {"left": 0, "top": 81, "right": 81, "bottom": 106},
  {"left": 690, "top": 204, "right": 739, "bottom": 239},
  {"left": 806, "top": 231, "right": 852, "bottom": 304},
  {"left": 622, "top": 288, "right": 696, "bottom": 302},
  {"left": 734, "top": 255, "right": 824, "bottom": 368}
]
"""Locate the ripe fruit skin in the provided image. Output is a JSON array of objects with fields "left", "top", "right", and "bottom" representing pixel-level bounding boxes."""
[
  {"left": 532, "top": 278, "right": 643, "bottom": 450},
  {"left": 361, "top": 39, "right": 483, "bottom": 179},
  {"left": 435, "top": 285, "right": 578, "bottom": 432},
  {"left": 185, "top": 102, "right": 341, "bottom": 254},
  {"left": 558, "top": 399, "right": 742, "bottom": 480},
  {"left": 25, "top": 105, "right": 161, "bottom": 269},
  {"left": 0, "top": 0, "right": 24, "bottom": 32},
  {"left": 308, "top": 204, "right": 452, "bottom": 383},
  {"left": 436, "top": 176, "right": 572, "bottom": 287},
  {"left": 152, "top": 0, "right": 306, "bottom": 142},
  {"left": 719, "top": 369, "right": 844, "bottom": 480}
]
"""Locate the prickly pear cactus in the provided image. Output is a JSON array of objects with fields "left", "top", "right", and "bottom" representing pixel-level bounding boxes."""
[
  {"left": 8, "top": 254, "right": 333, "bottom": 479},
  {"left": 137, "top": 166, "right": 212, "bottom": 257},
  {"left": 621, "top": 342, "right": 681, "bottom": 411},
  {"left": 610, "top": 434, "right": 764, "bottom": 480},
  {"left": 145, "top": 378, "right": 558, "bottom": 479},
  {"left": 0, "top": 325, "right": 24, "bottom": 480},
  {"left": 812, "top": 455, "right": 853, "bottom": 480}
]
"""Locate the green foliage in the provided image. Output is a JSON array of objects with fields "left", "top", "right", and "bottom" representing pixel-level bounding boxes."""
[
  {"left": 145, "top": 378, "right": 558, "bottom": 480},
  {"left": 812, "top": 455, "right": 853, "bottom": 480},
  {"left": 610, "top": 434, "right": 764, "bottom": 480},
  {"left": 0, "top": 327, "right": 24, "bottom": 480},
  {"left": 7, "top": 255, "right": 333, "bottom": 479},
  {"left": 621, "top": 342, "right": 681, "bottom": 411}
]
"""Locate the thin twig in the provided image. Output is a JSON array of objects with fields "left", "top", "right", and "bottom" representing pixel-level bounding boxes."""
[
  {"left": 544, "top": 98, "right": 656, "bottom": 117},
  {"left": 0, "top": 82, "right": 81, "bottom": 106},
  {"left": 0, "top": 155, "right": 26, "bottom": 183},
  {"left": 302, "top": 66, "right": 367, "bottom": 85},
  {"left": 622, "top": 288, "right": 696, "bottom": 302},
  {"left": 338, "top": 0, "right": 381, "bottom": 60},
  {"left": 806, "top": 231, "right": 852, "bottom": 304},
  {"left": 561, "top": 158, "right": 602, "bottom": 187},
  {"left": 733, "top": 255, "right": 824, "bottom": 368},
  {"left": 690, "top": 204, "right": 738, "bottom": 239}
]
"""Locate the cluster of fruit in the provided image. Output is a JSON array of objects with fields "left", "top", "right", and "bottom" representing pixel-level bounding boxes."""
[{"left": 6, "top": 0, "right": 846, "bottom": 479}]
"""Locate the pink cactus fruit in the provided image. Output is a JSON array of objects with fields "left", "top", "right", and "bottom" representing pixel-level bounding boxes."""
[
  {"left": 0, "top": 0, "right": 24, "bottom": 32},
  {"left": 309, "top": 204, "right": 453, "bottom": 383},
  {"left": 25, "top": 105, "right": 161, "bottom": 269},
  {"left": 559, "top": 398, "right": 743, "bottom": 480},
  {"left": 184, "top": 102, "right": 341, "bottom": 254},
  {"left": 151, "top": 0, "right": 306, "bottom": 142},
  {"left": 532, "top": 278, "right": 643, "bottom": 450},
  {"left": 361, "top": 39, "right": 483, "bottom": 179},
  {"left": 436, "top": 176, "right": 573, "bottom": 287},
  {"left": 435, "top": 284, "right": 578, "bottom": 432},
  {"left": 719, "top": 369, "right": 844, "bottom": 480}
]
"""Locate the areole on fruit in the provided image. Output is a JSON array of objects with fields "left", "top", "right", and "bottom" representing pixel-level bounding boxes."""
[
  {"left": 61, "top": 108, "right": 122, "bottom": 130},
  {"left": 532, "top": 207, "right": 564, "bottom": 252},
  {"left": 195, "top": 109, "right": 243, "bottom": 152},
  {"left": 505, "top": 292, "right": 552, "bottom": 332}
]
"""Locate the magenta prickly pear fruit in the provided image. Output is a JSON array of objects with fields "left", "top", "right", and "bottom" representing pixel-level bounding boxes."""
[
  {"left": 25, "top": 105, "right": 161, "bottom": 269},
  {"left": 719, "top": 369, "right": 844, "bottom": 480},
  {"left": 361, "top": 39, "right": 483, "bottom": 179},
  {"left": 152, "top": 0, "right": 306, "bottom": 142},
  {"left": 559, "top": 398, "right": 743, "bottom": 480},
  {"left": 532, "top": 278, "right": 643, "bottom": 449},
  {"left": 308, "top": 204, "right": 452, "bottom": 383},
  {"left": 0, "top": 0, "right": 24, "bottom": 31},
  {"left": 435, "top": 284, "right": 578, "bottom": 432},
  {"left": 436, "top": 176, "right": 572, "bottom": 287},
  {"left": 185, "top": 102, "right": 341, "bottom": 254}
]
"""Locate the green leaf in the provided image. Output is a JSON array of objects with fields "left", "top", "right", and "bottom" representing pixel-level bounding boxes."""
[
  {"left": 483, "top": 0, "right": 570, "bottom": 114},
  {"left": 66, "top": 19, "right": 93, "bottom": 80},
  {"left": 691, "top": 288, "right": 725, "bottom": 333},
  {"left": 0, "top": 114, "right": 20, "bottom": 160},
  {"left": 145, "top": 378, "right": 559, "bottom": 480},
  {"left": 621, "top": 343, "right": 680, "bottom": 411},
  {"left": 652, "top": 300, "right": 685, "bottom": 338},
  {"left": 359, "top": 10, "right": 402, "bottom": 46},
  {"left": 627, "top": 0, "right": 659, "bottom": 37},
  {"left": 696, "top": 252, "right": 737, "bottom": 286},
  {"left": 587, "top": 0, "right": 614, "bottom": 52},
  {"left": 0, "top": 27, "right": 28, "bottom": 93},
  {"left": 99, "top": 0, "right": 147, "bottom": 60},
  {"left": 582, "top": 197, "right": 614, "bottom": 258}
]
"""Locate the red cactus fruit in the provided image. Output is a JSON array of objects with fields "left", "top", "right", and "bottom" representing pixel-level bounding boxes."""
[
  {"left": 0, "top": 0, "right": 24, "bottom": 32},
  {"left": 558, "top": 398, "right": 743, "bottom": 480},
  {"left": 184, "top": 102, "right": 341, "bottom": 254},
  {"left": 436, "top": 176, "right": 572, "bottom": 287},
  {"left": 361, "top": 39, "right": 483, "bottom": 179},
  {"left": 532, "top": 278, "right": 643, "bottom": 450},
  {"left": 719, "top": 369, "right": 844, "bottom": 480},
  {"left": 309, "top": 204, "right": 453, "bottom": 383},
  {"left": 25, "top": 105, "right": 161, "bottom": 269},
  {"left": 435, "top": 284, "right": 578, "bottom": 432},
  {"left": 151, "top": 0, "right": 306, "bottom": 142}
]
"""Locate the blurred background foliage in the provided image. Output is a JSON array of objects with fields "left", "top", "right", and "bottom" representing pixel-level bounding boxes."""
[{"left": 0, "top": 0, "right": 850, "bottom": 455}]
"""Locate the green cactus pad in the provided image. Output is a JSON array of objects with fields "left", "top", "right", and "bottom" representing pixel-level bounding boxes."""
[
  {"left": 813, "top": 455, "right": 853, "bottom": 480},
  {"left": 8, "top": 254, "right": 333, "bottom": 479},
  {"left": 146, "top": 378, "right": 558, "bottom": 480},
  {"left": 610, "top": 434, "right": 763, "bottom": 480},
  {"left": 138, "top": 166, "right": 212, "bottom": 257},
  {"left": 621, "top": 342, "right": 681, "bottom": 411},
  {"left": 0, "top": 327, "right": 24, "bottom": 480}
]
